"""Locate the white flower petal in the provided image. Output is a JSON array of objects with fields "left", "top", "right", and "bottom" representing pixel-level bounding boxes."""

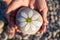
[
  {"left": 28, "top": 10, "right": 33, "bottom": 18},
  {"left": 31, "top": 23, "right": 36, "bottom": 31},
  {"left": 32, "top": 21, "right": 42, "bottom": 27},
  {"left": 21, "top": 12, "right": 27, "bottom": 18},
  {"left": 32, "top": 14, "right": 39, "bottom": 20},
  {"left": 20, "top": 22, "right": 27, "bottom": 27},
  {"left": 17, "top": 17, "right": 26, "bottom": 22},
  {"left": 25, "top": 23, "right": 30, "bottom": 31}
]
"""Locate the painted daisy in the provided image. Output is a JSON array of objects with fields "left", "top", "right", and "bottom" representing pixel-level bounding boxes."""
[{"left": 16, "top": 8, "right": 43, "bottom": 34}]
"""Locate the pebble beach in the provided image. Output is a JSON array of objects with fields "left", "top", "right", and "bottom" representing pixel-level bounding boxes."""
[{"left": 0, "top": 0, "right": 60, "bottom": 40}]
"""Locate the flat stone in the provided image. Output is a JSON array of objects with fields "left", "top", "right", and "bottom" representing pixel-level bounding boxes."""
[
  {"left": 16, "top": 7, "right": 43, "bottom": 35},
  {"left": 0, "top": 20, "right": 4, "bottom": 29}
]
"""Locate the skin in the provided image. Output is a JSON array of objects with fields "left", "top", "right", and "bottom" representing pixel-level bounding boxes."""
[{"left": 3, "top": 0, "right": 48, "bottom": 37}]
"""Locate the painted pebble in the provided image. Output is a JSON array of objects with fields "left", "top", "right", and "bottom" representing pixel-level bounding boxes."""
[{"left": 16, "top": 7, "right": 43, "bottom": 34}]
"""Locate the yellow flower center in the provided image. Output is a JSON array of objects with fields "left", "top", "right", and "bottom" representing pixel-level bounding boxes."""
[{"left": 26, "top": 17, "right": 32, "bottom": 23}]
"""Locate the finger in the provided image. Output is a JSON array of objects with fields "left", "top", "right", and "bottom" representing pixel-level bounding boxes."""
[
  {"left": 37, "top": 24, "right": 46, "bottom": 34},
  {"left": 41, "top": 24, "right": 46, "bottom": 33},
  {"left": 40, "top": 7, "right": 48, "bottom": 34},
  {"left": 14, "top": 25, "right": 22, "bottom": 33},
  {"left": 41, "top": 7, "right": 48, "bottom": 26},
  {"left": 37, "top": 0, "right": 48, "bottom": 25},
  {"left": 6, "top": 26, "right": 15, "bottom": 39},
  {"left": 37, "top": 0, "right": 47, "bottom": 11},
  {"left": 6, "top": 0, "right": 23, "bottom": 14},
  {"left": 29, "top": 0, "right": 35, "bottom": 9}
]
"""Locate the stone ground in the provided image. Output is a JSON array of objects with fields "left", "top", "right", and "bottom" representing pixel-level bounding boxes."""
[{"left": 0, "top": 0, "right": 60, "bottom": 40}]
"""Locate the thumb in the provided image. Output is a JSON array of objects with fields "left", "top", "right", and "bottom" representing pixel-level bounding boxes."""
[
  {"left": 29, "top": 0, "right": 35, "bottom": 9},
  {"left": 6, "top": 0, "right": 23, "bottom": 14}
]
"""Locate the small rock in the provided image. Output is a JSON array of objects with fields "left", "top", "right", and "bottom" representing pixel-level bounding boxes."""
[
  {"left": 0, "top": 29, "right": 3, "bottom": 34},
  {"left": 0, "top": 20, "right": 4, "bottom": 29},
  {"left": 1, "top": 32, "right": 8, "bottom": 40},
  {"left": 6, "top": 26, "right": 15, "bottom": 39},
  {"left": 13, "top": 34, "right": 22, "bottom": 40},
  {"left": 49, "top": 7, "right": 53, "bottom": 10}
]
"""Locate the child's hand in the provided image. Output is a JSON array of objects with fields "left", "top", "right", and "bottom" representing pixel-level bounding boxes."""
[{"left": 4, "top": 0, "right": 48, "bottom": 36}]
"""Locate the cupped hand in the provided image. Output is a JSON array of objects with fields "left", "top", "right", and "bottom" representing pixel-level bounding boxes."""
[{"left": 4, "top": 0, "right": 48, "bottom": 36}]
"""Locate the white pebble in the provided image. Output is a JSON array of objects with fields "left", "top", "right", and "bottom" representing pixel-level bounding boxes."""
[
  {"left": 0, "top": 21, "right": 4, "bottom": 29},
  {"left": 0, "top": 29, "right": 3, "bottom": 34}
]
